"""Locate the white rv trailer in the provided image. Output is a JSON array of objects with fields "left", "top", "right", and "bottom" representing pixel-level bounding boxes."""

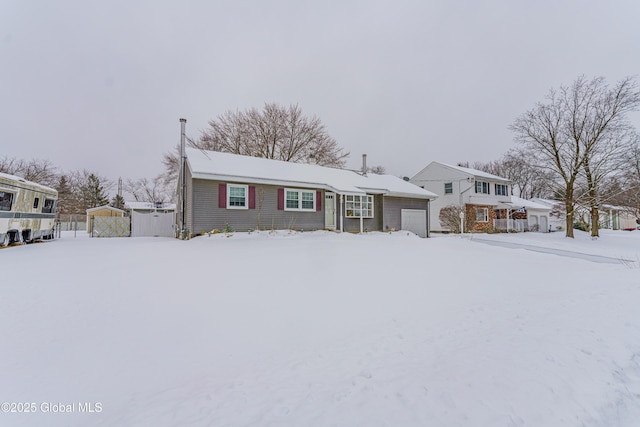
[{"left": 0, "top": 172, "right": 58, "bottom": 246}]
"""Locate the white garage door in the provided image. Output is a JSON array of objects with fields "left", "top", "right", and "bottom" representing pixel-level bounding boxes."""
[
  {"left": 401, "top": 209, "right": 427, "bottom": 237},
  {"left": 540, "top": 216, "right": 549, "bottom": 233}
]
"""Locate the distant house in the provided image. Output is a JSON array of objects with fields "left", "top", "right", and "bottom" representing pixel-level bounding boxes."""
[
  {"left": 596, "top": 205, "right": 637, "bottom": 230},
  {"left": 531, "top": 199, "right": 638, "bottom": 231},
  {"left": 508, "top": 196, "right": 551, "bottom": 233},
  {"left": 176, "top": 148, "right": 437, "bottom": 238},
  {"left": 530, "top": 198, "right": 566, "bottom": 231},
  {"left": 125, "top": 201, "right": 176, "bottom": 237},
  {"left": 411, "top": 162, "right": 550, "bottom": 233},
  {"left": 411, "top": 162, "right": 513, "bottom": 232}
]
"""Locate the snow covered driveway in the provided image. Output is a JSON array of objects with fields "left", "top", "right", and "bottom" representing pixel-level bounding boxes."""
[
  {"left": 468, "top": 236, "right": 632, "bottom": 264},
  {"left": 1, "top": 230, "right": 640, "bottom": 426}
]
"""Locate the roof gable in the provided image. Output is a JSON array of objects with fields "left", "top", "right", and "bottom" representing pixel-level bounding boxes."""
[
  {"left": 412, "top": 161, "right": 510, "bottom": 183},
  {"left": 435, "top": 162, "right": 510, "bottom": 182}
]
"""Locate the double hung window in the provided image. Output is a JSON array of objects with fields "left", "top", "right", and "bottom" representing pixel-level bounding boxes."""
[
  {"left": 475, "top": 207, "right": 489, "bottom": 222},
  {"left": 495, "top": 184, "right": 508, "bottom": 196},
  {"left": 475, "top": 181, "right": 489, "bottom": 194},
  {"left": 285, "top": 189, "right": 316, "bottom": 211},
  {"left": 227, "top": 184, "right": 248, "bottom": 209},
  {"left": 444, "top": 182, "right": 453, "bottom": 194}
]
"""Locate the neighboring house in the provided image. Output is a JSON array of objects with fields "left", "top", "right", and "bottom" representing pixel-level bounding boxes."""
[
  {"left": 505, "top": 196, "right": 552, "bottom": 233},
  {"left": 531, "top": 199, "right": 638, "bottom": 231},
  {"left": 530, "top": 198, "right": 565, "bottom": 231},
  {"left": 176, "top": 148, "right": 437, "bottom": 238},
  {"left": 596, "top": 205, "right": 637, "bottom": 230},
  {"left": 410, "top": 162, "right": 513, "bottom": 233},
  {"left": 411, "top": 162, "right": 550, "bottom": 233},
  {"left": 125, "top": 201, "right": 176, "bottom": 237}
]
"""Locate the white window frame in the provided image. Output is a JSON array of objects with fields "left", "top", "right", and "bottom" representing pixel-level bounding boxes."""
[
  {"left": 475, "top": 181, "right": 489, "bottom": 194},
  {"left": 444, "top": 182, "right": 453, "bottom": 194},
  {"left": 284, "top": 188, "right": 316, "bottom": 212},
  {"left": 345, "top": 194, "right": 374, "bottom": 218},
  {"left": 495, "top": 183, "right": 508, "bottom": 196},
  {"left": 475, "top": 207, "right": 489, "bottom": 222},
  {"left": 227, "top": 184, "right": 248, "bottom": 209}
]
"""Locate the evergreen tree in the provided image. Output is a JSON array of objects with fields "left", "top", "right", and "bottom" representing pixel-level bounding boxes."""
[
  {"left": 55, "top": 175, "right": 73, "bottom": 215},
  {"left": 110, "top": 194, "right": 126, "bottom": 210},
  {"left": 82, "top": 174, "right": 109, "bottom": 208}
]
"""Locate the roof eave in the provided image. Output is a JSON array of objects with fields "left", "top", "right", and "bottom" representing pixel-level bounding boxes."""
[{"left": 190, "top": 171, "right": 365, "bottom": 195}]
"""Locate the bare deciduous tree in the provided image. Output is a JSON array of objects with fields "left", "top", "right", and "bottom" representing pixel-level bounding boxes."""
[
  {"left": 580, "top": 128, "right": 638, "bottom": 235},
  {"left": 439, "top": 205, "right": 465, "bottom": 233},
  {"left": 367, "top": 165, "right": 386, "bottom": 175},
  {"left": 510, "top": 75, "right": 640, "bottom": 238},
  {"left": 125, "top": 175, "right": 175, "bottom": 203},
  {"left": 162, "top": 103, "right": 349, "bottom": 188},
  {"left": 201, "top": 103, "right": 348, "bottom": 165},
  {"left": 465, "top": 150, "right": 554, "bottom": 199},
  {"left": 0, "top": 157, "right": 58, "bottom": 188}
]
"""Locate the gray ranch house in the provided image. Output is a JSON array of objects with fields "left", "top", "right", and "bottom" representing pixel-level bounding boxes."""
[{"left": 177, "top": 148, "right": 437, "bottom": 237}]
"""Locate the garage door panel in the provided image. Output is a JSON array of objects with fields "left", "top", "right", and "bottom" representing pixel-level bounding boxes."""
[{"left": 401, "top": 209, "right": 427, "bottom": 237}]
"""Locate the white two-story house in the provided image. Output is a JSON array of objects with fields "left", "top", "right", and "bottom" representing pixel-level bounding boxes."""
[{"left": 410, "top": 162, "right": 512, "bottom": 232}]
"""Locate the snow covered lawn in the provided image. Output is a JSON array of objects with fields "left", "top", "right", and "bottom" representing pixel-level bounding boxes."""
[{"left": 1, "top": 229, "right": 640, "bottom": 426}]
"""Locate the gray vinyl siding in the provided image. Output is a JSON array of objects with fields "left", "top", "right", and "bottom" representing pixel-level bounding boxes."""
[
  {"left": 382, "top": 197, "right": 430, "bottom": 232},
  {"left": 190, "top": 179, "right": 325, "bottom": 235},
  {"left": 185, "top": 166, "right": 193, "bottom": 233}
]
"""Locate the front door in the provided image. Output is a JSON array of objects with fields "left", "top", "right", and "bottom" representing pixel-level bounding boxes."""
[{"left": 325, "top": 193, "right": 336, "bottom": 230}]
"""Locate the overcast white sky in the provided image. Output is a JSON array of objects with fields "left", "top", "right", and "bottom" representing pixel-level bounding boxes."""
[{"left": 2, "top": 0, "right": 639, "bottom": 184}]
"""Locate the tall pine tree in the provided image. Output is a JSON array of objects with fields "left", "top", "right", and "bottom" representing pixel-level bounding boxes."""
[
  {"left": 82, "top": 174, "right": 109, "bottom": 208},
  {"left": 55, "top": 175, "right": 73, "bottom": 215}
]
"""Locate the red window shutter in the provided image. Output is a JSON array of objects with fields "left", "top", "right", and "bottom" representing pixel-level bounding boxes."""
[
  {"left": 277, "top": 188, "right": 284, "bottom": 210},
  {"left": 249, "top": 186, "right": 256, "bottom": 209},
  {"left": 218, "top": 183, "right": 227, "bottom": 208},
  {"left": 316, "top": 191, "right": 322, "bottom": 211}
]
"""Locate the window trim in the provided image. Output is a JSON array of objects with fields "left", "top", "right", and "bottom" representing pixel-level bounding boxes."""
[
  {"left": 284, "top": 188, "right": 316, "bottom": 212},
  {"left": 345, "top": 194, "right": 374, "bottom": 218},
  {"left": 444, "top": 182, "right": 453, "bottom": 194},
  {"left": 475, "top": 181, "right": 490, "bottom": 194},
  {"left": 475, "top": 207, "right": 489, "bottom": 222},
  {"left": 226, "top": 184, "right": 249, "bottom": 209},
  {"left": 495, "top": 183, "right": 508, "bottom": 196}
]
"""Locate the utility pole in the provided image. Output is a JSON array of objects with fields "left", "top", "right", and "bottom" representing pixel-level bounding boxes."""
[{"left": 179, "top": 118, "right": 187, "bottom": 239}]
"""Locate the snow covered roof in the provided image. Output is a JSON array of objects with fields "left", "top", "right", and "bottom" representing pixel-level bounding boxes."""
[
  {"left": 530, "top": 198, "right": 563, "bottom": 208},
  {"left": 0, "top": 171, "right": 58, "bottom": 194},
  {"left": 507, "top": 196, "right": 552, "bottom": 211},
  {"left": 86, "top": 205, "right": 126, "bottom": 214},
  {"left": 433, "top": 162, "right": 511, "bottom": 183},
  {"left": 125, "top": 201, "right": 177, "bottom": 210},
  {"left": 186, "top": 148, "right": 437, "bottom": 199}
]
